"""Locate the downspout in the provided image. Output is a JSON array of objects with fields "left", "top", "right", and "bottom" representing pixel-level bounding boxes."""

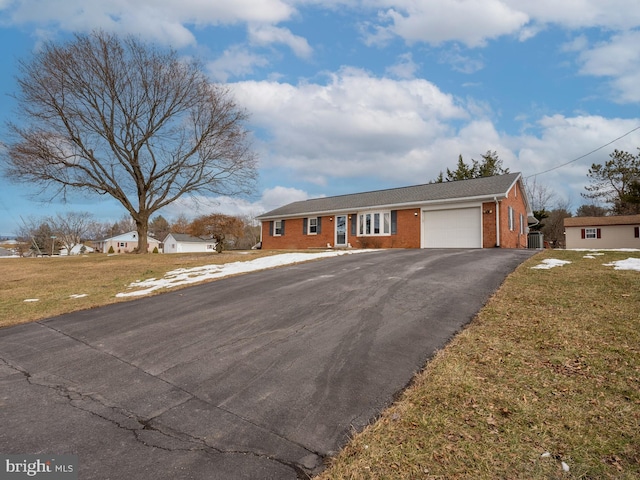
[{"left": 494, "top": 197, "right": 500, "bottom": 247}]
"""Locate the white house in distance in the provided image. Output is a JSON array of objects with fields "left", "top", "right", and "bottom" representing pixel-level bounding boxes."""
[
  {"left": 94, "top": 231, "right": 162, "bottom": 253},
  {"left": 163, "top": 233, "right": 216, "bottom": 253},
  {"left": 59, "top": 244, "right": 95, "bottom": 255},
  {"left": 564, "top": 214, "right": 640, "bottom": 249}
]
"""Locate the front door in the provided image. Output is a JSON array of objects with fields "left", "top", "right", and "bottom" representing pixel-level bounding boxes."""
[{"left": 335, "top": 215, "right": 347, "bottom": 247}]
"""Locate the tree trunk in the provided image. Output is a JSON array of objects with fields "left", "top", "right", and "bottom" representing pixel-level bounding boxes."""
[{"left": 135, "top": 215, "right": 150, "bottom": 254}]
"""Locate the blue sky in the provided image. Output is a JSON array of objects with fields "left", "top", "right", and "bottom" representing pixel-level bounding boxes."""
[{"left": 1, "top": 0, "right": 639, "bottom": 237}]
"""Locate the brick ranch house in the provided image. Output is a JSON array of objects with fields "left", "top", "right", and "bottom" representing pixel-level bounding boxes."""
[
  {"left": 564, "top": 214, "right": 640, "bottom": 249},
  {"left": 256, "top": 173, "right": 533, "bottom": 250}
]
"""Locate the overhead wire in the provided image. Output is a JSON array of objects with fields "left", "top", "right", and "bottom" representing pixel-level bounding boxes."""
[{"left": 524, "top": 125, "right": 640, "bottom": 179}]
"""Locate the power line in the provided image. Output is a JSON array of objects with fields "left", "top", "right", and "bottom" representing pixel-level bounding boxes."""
[{"left": 525, "top": 125, "right": 640, "bottom": 179}]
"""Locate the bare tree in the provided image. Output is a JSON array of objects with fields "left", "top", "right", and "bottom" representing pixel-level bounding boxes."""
[
  {"left": 189, "top": 213, "right": 245, "bottom": 252},
  {"left": 525, "top": 177, "right": 556, "bottom": 213},
  {"left": 170, "top": 214, "right": 191, "bottom": 234},
  {"left": 2, "top": 31, "right": 257, "bottom": 253},
  {"left": 46, "top": 211, "right": 94, "bottom": 254},
  {"left": 541, "top": 201, "right": 572, "bottom": 248},
  {"left": 525, "top": 177, "right": 556, "bottom": 232},
  {"left": 16, "top": 216, "right": 57, "bottom": 255}
]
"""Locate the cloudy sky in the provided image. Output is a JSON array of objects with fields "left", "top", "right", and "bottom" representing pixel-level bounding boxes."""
[{"left": 1, "top": 0, "right": 639, "bottom": 237}]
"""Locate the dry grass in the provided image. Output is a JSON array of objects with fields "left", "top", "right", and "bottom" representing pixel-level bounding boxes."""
[
  {"left": 0, "top": 250, "right": 282, "bottom": 328},
  {"left": 318, "top": 249, "right": 640, "bottom": 479}
]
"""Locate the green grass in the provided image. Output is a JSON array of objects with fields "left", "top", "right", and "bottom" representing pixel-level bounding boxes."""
[{"left": 317, "top": 249, "right": 640, "bottom": 479}]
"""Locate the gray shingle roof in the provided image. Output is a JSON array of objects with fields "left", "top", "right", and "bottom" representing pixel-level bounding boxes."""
[
  {"left": 257, "top": 173, "right": 523, "bottom": 219},
  {"left": 564, "top": 214, "right": 640, "bottom": 227},
  {"left": 167, "top": 233, "right": 212, "bottom": 243}
]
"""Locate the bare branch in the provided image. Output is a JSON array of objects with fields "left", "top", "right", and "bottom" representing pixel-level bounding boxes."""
[{"left": 2, "top": 31, "right": 257, "bottom": 253}]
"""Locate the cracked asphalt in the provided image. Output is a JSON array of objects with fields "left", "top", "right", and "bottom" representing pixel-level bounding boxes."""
[{"left": 0, "top": 248, "right": 535, "bottom": 479}]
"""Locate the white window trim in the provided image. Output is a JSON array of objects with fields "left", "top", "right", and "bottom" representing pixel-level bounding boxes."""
[
  {"left": 508, "top": 206, "right": 515, "bottom": 231},
  {"left": 358, "top": 210, "right": 391, "bottom": 236},
  {"left": 585, "top": 228, "right": 597, "bottom": 239},
  {"left": 274, "top": 220, "right": 283, "bottom": 236},
  {"left": 519, "top": 213, "right": 524, "bottom": 235},
  {"left": 308, "top": 217, "right": 318, "bottom": 235}
]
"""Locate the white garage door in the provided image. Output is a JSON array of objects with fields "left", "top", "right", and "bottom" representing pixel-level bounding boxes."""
[{"left": 423, "top": 207, "right": 482, "bottom": 248}]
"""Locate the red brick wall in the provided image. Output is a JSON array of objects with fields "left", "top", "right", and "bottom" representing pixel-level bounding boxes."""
[
  {"left": 348, "top": 208, "right": 421, "bottom": 249},
  {"left": 261, "top": 208, "right": 422, "bottom": 249},
  {"left": 497, "top": 181, "right": 528, "bottom": 248},
  {"left": 261, "top": 216, "right": 334, "bottom": 249},
  {"left": 482, "top": 201, "right": 498, "bottom": 248}
]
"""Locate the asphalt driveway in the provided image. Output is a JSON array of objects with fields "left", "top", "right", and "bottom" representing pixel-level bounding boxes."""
[{"left": 0, "top": 248, "right": 535, "bottom": 479}]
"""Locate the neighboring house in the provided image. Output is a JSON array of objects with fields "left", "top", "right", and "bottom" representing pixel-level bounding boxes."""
[
  {"left": 94, "top": 231, "right": 161, "bottom": 253},
  {"left": 163, "top": 233, "right": 216, "bottom": 253},
  {"left": 256, "top": 173, "right": 533, "bottom": 250},
  {"left": 564, "top": 215, "right": 640, "bottom": 249},
  {"left": 59, "top": 244, "right": 95, "bottom": 255}
]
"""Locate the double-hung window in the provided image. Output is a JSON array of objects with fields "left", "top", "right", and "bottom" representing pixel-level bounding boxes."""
[
  {"left": 585, "top": 228, "right": 597, "bottom": 239},
  {"left": 274, "top": 220, "right": 283, "bottom": 236},
  {"left": 308, "top": 217, "right": 318, "bottom": 234},
  {"left": 358, "top": 211, "right": 391, "bottom": 236}
]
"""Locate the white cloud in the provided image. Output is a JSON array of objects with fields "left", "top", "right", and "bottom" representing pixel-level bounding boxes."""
[
  {"left": 358, "top": 0, "right": 640, "bottom": 48},
  {"left": 208, "top": 45, "right": 270, "bottom": 82},
  {"left": 576, "top": 30, "right": 640, "bottom": 103},
  {"left": 515, "top": 114, "right": 640, "bottom": 206},
  {"left": 439, "top": 48, "right": 484, "bottom": 74},
  {"left": 385, "top": 52, "right": 419, "bottom": 79},
  {"left": 230, "top": 68, "right": 471, "bottom": 184},
  {"left": 1, "top": 0, "right": 294, "bottom": 47},
  {"left": 229, "top": 70, "right": 640, "bottom": 212},
  {"left": 363, "top": 0, "right": 529, "bottom": 48},
  {"left": 159, "top": 187, "right": 312, "bottom": 221},
  {"left": 506, "top": 0, "right": 640, "bottom": 31},
  {"left": 561, "top": 34, "right": 589, "bottom": 53},
  {"left": 248, "top": 24, "right": 313, "bottom": 58}
]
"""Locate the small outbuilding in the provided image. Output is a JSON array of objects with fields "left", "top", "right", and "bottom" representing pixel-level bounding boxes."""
[
  {"left": 256, "top": 173, "right": 533, "bottom": 250},
  {"left": 163, "top": 233, "right": 216, "bottom": 253},
  {"left": 564, "top": 215, "right": 640, "bottom": 249}
]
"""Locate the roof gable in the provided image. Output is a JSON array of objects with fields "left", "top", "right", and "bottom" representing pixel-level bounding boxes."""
[{"left": 257, "top": 173, "right": 523, "bottom": 219}]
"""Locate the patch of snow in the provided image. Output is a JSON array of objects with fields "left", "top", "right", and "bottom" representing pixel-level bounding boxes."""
[
  {"left": 583, "top": 255, "right": 596, "bottom": 259},
  {"left": 561, "top": 461, "right": 570, "bottom": 472},
  {"left": 603, "top": 258, "right": 640, "bottom": 271},
  {"left": 24, "top": 299, "right": 39, "bottom": 302},
  {"left": 116, "top": 250, "right": 377, "bottom": 298},
  {"left": 540, "top": 452, "right": 551, "bottom": 458},
  {"left": 69, "top": 294, "right": 88, "bottom": 299},
  {"left": 531, "top": 259, "right": 572, "bottom": 270}
]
